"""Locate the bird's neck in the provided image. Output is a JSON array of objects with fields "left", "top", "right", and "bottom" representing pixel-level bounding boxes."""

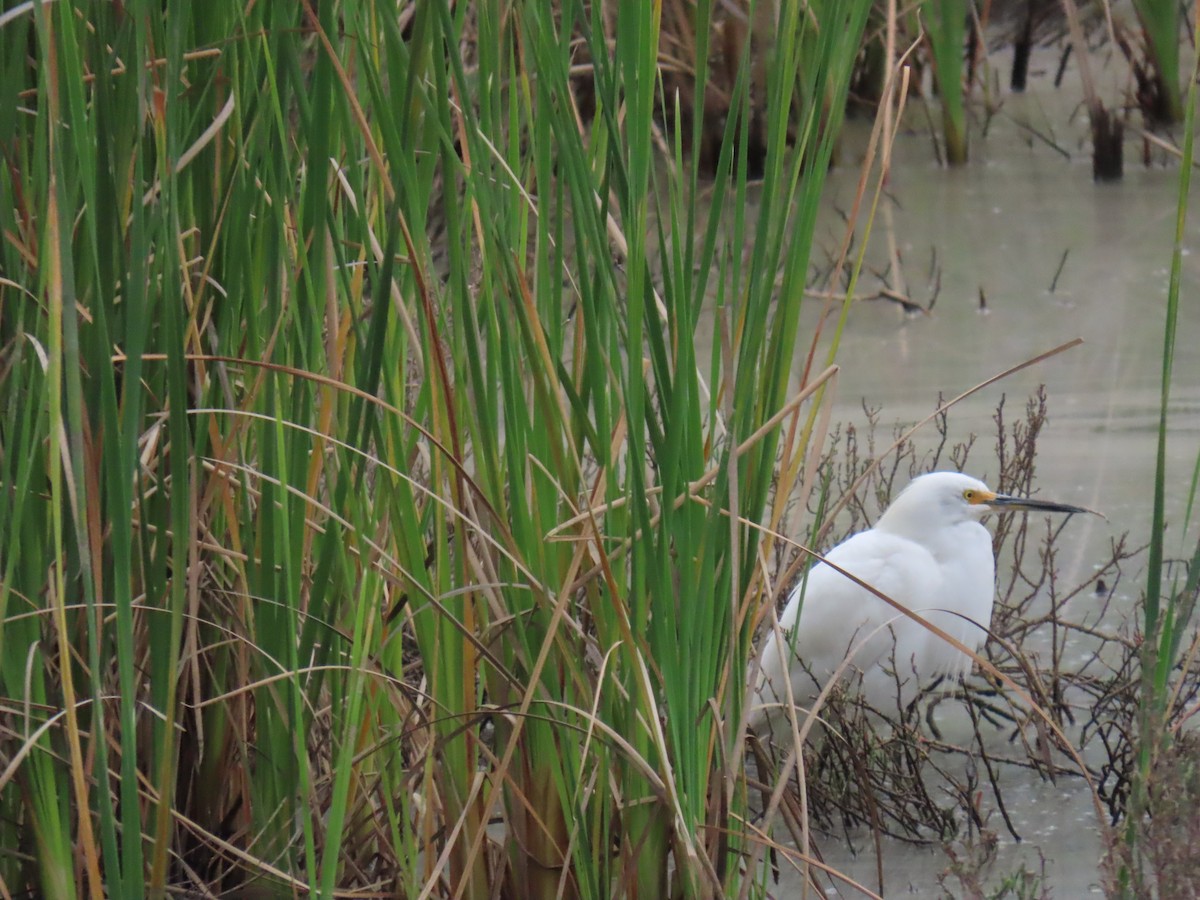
[{"left": 878, "top": 514, "right": 982, "bottom": 560}]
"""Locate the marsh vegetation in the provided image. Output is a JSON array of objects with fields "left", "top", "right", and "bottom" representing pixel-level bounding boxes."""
[{"left": 0, "top": 1, "right": 1197, "bottom": 898}]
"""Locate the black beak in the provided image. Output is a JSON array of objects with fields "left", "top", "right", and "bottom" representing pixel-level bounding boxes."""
[{"left": 987, "top": 493, "right": 1092, "bottom": 515}]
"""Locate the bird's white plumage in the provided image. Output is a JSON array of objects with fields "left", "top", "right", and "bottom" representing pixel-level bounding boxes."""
[{"left": 750, "top": 472, "right": 1002, "bottom": 734}]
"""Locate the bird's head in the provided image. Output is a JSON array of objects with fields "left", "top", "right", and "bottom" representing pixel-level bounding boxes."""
[{"left": 878, "top": 471, "right": 1089, "bottom": 535}]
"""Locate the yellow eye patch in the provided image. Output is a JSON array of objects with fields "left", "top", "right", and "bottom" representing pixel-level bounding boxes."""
[{"left": 963, "top": 489, "right": 997, "bottom": 505}]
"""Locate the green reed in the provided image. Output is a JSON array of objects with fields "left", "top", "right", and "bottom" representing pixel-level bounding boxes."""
[
  {"left": 0, "top": 1, "right": 871, "bottom": 896},
  {"left": 1132, "top": 0, "right": 1183, "bottom": 125},
  {"left": 922, "top": 0, "right": 969, "bottom": 164},
  {"left": 1116, "top": 7, "right": 1200, "bottom": 896}
]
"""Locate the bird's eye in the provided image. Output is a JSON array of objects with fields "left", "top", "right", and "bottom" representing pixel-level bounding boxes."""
[{"left": 963, "top": 489, "right": 975, "bottom": 501}]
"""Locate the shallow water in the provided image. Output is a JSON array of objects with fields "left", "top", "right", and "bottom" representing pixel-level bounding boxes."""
[{"left": 739, "top": 43, "right": 1200, "bottom": 897}]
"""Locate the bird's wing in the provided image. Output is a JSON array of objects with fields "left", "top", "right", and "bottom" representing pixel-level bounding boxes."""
[{"left": 751, "top": 530, "right": 942, "bottom": 726}]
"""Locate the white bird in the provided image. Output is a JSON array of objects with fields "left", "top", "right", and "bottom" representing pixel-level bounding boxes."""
[{"left": 748, "top": 471, "right": 1087, "bottom": 736}]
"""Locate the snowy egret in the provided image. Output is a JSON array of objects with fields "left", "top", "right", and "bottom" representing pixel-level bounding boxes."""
[{"left": 748, "top": 471, "right": 1088, "bottom": 735}]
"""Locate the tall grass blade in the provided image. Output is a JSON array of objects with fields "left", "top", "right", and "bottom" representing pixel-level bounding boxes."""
[
  {"left": 1118, "top": 6, "right": 1200, "bottom": 895},
  {"left": 923, "top": 0, "right": 969, "bottom": 164},
  {"left": 1132, "top": 0, "right": 1183, "bottom": 124}
]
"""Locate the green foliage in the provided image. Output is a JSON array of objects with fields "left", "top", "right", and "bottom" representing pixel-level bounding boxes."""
[
  {"left": 1115, "top": 8, "right": 1200, "bottom": 896},
  {"left": 0, "top": 0, "right": 870, "bottom": 896},
  {"left": 923, "top": 0, "right": 969, "bottom": 164},
  {"left": 1132, "top": 0, "right": 1183, "bottom": 124}
]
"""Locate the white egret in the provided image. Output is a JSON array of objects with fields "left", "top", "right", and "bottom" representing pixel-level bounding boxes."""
[{"left": 748, "top": 471, "right": 1088, "bottom": 735}]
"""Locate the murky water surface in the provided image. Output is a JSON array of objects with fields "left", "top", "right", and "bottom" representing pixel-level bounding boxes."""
[{"left": 744, "top": 46, "right": 1200, "bottom": 896}]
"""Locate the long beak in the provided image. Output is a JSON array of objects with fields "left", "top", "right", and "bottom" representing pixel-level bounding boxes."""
[{"left": 986, "top": 493, "right": 1092, "bottom": 516}]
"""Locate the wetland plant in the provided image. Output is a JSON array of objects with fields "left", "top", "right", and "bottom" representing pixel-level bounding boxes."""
[
  {"left": 922, "top": 0, "right": 971, "bottom": 164},
  {"left": 1106, "top": 12, "right": 1200, "bottom": 896},
  {"left": 4, "top": 1, "right": 1194, "bottom": 897},
  {"left": 0, "top": 0, "right": 871, "bottom": 896},
  {"left": 1129, "top": 0, "right": 1184, "bottom": 125}
]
